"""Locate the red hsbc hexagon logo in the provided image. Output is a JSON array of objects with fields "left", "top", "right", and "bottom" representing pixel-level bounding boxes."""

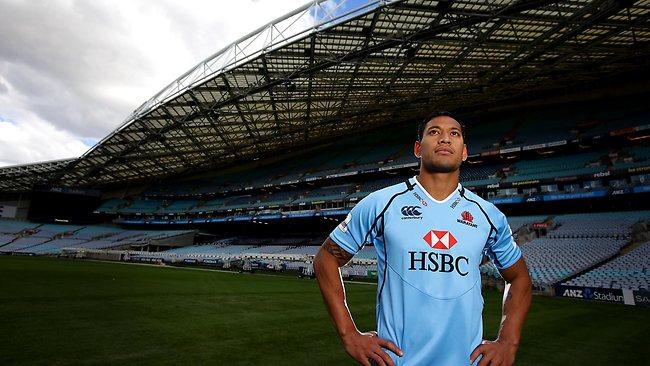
[{"left": 423, "top": 230, "right": 457, "bottom": 250}]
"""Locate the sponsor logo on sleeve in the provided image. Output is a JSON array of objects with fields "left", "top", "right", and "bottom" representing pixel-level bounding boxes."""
[{"left": 338, "top": 213, "right": 352, "bottom": 233}]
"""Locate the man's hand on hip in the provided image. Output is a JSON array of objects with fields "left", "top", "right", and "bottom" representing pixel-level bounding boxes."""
[
  {"left": 470, "top": 339, "right": 518, "bottom": 366},
  {"left": 342, "top": 330, "right": 403, "bottom": 366}
]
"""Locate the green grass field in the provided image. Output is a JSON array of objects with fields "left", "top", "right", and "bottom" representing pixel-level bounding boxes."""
[{"left": 0, "top": 256, "right": 647, "bottom": 365}]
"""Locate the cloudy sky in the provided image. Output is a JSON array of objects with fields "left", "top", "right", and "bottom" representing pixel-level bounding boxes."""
[{"left": 0, "top": 0, "right": 313, "bottom": 167}]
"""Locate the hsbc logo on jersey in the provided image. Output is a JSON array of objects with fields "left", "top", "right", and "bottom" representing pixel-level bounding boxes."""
[
  {"left": 408, "top": 229, "right": 469, "bottom": 276},
  {"left": 423, "top": 230, "right": 457, "bottom": 249},
  {"left": 457, "top": 210, "right": 478, "bottom": 228}
]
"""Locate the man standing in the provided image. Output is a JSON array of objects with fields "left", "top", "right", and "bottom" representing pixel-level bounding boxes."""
[{"left": 314, "top": 112, "right": 532, "bottom": 365}]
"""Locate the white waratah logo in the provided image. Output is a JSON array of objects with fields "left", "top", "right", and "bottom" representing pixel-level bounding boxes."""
[{"left": 338, "top": 213, "right": 352, "bottom": 233}]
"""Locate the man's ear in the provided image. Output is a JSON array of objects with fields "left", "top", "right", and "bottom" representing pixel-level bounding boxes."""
[
  {"left": 462, "top": 143, "right": 468, "bottom": 162},
  {"left": 414, "top": 140, "right": 421, "bottom": 158}
]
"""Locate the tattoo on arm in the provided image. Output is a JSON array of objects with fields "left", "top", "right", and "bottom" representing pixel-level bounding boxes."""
[{"left": 323, "top": 239, "right": 353, "bottom": 264}]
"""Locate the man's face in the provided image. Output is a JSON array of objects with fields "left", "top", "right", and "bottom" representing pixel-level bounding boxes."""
[{"left": 414, "top": 116, "right": 468, "bottom": 173}]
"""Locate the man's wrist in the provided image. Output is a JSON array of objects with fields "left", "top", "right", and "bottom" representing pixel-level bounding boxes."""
[
  {"left": 339, "top": 327, "right": 360, "bottom": 342},
  {"left": 496, "top": 335, "right": 520, "bottom": 348}
]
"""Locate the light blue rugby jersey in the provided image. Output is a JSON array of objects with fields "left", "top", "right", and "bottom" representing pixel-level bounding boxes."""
[{"left": 329, "top": 176, "right": 521, "bottom": 366}]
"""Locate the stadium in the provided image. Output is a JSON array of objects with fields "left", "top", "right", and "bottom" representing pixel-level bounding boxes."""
[{"left": 1, "top": 0, "right": 649, "bottom": 364}]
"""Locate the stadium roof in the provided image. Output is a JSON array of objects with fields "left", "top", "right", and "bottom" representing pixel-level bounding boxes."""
[
  {"left": 1, "top": 0, "right": 649, "bottom": 192},
  {"left": 0, "top": 158, "right": 76, "bottom": 193}
]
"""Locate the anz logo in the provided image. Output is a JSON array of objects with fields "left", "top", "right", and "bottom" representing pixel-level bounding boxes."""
[
  {"left": 401, "top": 205, "right": 422, "bottom": 220},
  {"left": 563, "top": 289, "right": 584, "bottom": 298}
]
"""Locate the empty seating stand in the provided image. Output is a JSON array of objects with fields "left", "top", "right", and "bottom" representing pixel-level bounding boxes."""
[
  {"left": 563, "top": 241, "right": 650, "bottom": 291},
  {"left": 480, "top": 211, "right": 649, "bottom": 288},
  {"left": 0, "top": 219, "right": 194, "bottom": 255}
]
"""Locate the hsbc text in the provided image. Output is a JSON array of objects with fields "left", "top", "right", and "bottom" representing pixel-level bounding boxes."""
[{"left": 408, "top": 251, "right": 469, "bottom": 276}]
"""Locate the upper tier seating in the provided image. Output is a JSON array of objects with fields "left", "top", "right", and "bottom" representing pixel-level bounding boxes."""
[{"left": 504, "top": 151, "right": 603, "bottom": 183}]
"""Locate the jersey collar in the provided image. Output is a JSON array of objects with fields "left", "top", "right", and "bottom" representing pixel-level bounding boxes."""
[{"left": 411, "top": 175, "right": 462, "bottom": 204}]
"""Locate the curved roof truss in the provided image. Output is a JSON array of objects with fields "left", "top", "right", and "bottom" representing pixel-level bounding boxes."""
[{"left": 1, "top": 0, "right": 648, "bottom": 192}]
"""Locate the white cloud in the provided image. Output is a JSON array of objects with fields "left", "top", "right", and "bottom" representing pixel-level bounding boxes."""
[
  {"left": 0, "top": 0, "right": 312, "bottom": 167},
  {"left": 0, "top": 114, "right": 88, "bottom": 166}
]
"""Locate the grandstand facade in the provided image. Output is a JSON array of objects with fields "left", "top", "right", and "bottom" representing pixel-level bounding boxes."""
[
  {"left": 91, "top": 93, "right": 650, "bottom": 227},
  {"left": 0, "top": 0, "right": 649, "bottom": 307}
]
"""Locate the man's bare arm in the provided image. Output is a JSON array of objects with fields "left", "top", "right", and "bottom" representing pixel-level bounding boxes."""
[
  {"left": 497, "top": 257, "right": 532, "bottom": 348},
  {"left": 314, "top": 237, "right": 402, "bottom": 366},
  {"left": 322, "top": 237, "right": 355, "bottom": 267},
  {"left": 313, "top": 237, "right": 356, "bottom": 338},
  {"left": 471, "top": 257, "right": 532, "bottom": 366}
]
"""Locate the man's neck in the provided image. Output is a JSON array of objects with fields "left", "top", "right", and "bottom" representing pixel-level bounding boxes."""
[{"left": 415, "top": 171, "right": 460, "bottom": 201}]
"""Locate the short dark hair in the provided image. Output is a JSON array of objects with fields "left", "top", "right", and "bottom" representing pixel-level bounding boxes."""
[{"left": 417, "top": 111, "right": 466, "bottom": 141}]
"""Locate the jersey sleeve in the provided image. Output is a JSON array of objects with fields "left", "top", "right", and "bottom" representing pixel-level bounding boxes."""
[
  {"left": 329, "top": 193, "right": 380, "bottom": 256},
  {"left": 484, "top": 210, "right": 522, "bottom": 270}
]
